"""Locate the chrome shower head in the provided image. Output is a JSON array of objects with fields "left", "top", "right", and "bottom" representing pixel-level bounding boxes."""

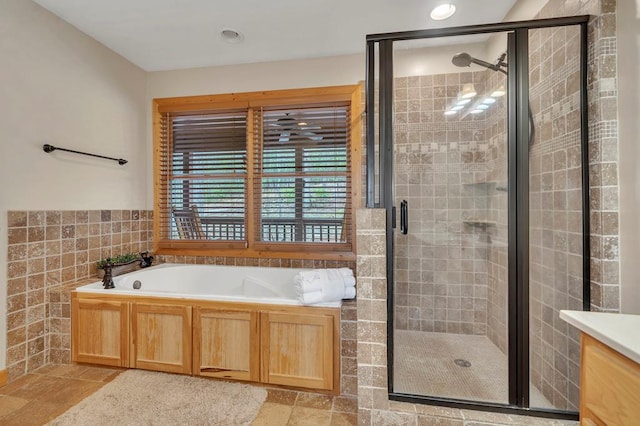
[
  {"left": 451, "top": 52, "right": 473, "bottom": 68},
  {"left": 451, "top": 52, "right": 508, "bottom": 75}
]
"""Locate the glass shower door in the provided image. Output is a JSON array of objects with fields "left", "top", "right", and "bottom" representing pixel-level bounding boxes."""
[{"left": 391, "top": 35, "right": 510, "bottom": 404}]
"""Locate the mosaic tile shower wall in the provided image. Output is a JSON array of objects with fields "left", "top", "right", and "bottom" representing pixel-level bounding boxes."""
[
  {"left": 526, "top": 0, "right": 619, "bottom": 411},
  {"left": 393, "top": 71, "right": 502, "bottom": 336},
  {"left": 484, "top": 67, "right": 509, "bottom": 355}
]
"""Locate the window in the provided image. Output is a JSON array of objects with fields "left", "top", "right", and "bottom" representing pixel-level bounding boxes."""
[{"left": 153, "top": 86, "right": 361, "bottom": 260}]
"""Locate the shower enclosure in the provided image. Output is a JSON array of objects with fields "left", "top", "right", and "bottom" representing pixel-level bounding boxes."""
[{"left": 366, "top": 16, "right": 589, "bottom": 419}]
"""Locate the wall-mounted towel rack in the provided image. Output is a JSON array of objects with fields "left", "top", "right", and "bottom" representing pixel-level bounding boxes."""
[{"left": 43, "top": 144, "right": 128, "bottom": 165}]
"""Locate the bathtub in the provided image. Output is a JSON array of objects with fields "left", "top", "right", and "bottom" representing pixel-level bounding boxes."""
[
  {"left": 75, "top": 263, "right": 342, "bottom": 308},
  {"left": 73, "top": 262, "right": 343, "bottom": 392}
]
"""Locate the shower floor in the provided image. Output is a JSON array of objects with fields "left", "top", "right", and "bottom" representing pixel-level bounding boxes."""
[{"left": 393, "top": 330, "right": 552, "bottom": 407}]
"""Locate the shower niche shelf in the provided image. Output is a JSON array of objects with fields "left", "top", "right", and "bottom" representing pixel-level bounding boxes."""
[
  {"left": 463, "top": 181, "right": 508, "bottom": 193},
  {"left": 463, "top": 220, "right": 497, "bottom": 231},
  {"left": 463, "top": 181, "right": 497, "bottom": 191},
  {"left": 463, "top": 220, "right": 496, "bottom": 243}
]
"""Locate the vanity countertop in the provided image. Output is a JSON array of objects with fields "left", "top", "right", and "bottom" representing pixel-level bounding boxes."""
[{"left": 560, "top": 310, "right": 640, "bottom": 364}]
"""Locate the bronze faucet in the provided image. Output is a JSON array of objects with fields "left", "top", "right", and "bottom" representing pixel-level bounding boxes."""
[{"left": 102, "top": 258, "right": 115, "bottom": 289}]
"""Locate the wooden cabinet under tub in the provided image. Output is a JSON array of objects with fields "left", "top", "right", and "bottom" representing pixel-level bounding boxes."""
[
  {"left": 193, "top": 307, "right": 260, "bottom": 382},
  {"left": 72, "top": 298, "right": 130, "bottom": 367},
  {"left": 131, "top": 302, "right": 192, "bottom": 375},
  {"left": 261, "top": 311, "right": 335, "bottom": 391},
  {"left": 71, "top": 293, "right": 340, "bottom": 393}
]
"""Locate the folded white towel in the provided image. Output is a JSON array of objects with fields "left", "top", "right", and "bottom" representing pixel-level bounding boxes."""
[
  {"left": 318, "top": 270, "right": 345, "bottom": 300},
  {"left": 294, "top": 268, "right": 357, "bottom": 305},
  {"left": 294, "top": 274, "right": 323, "bottom": 293},
  {"left": 297, "top": 290, "right": 325, "bottom": 305},
  {"left": 325, "top": 269, "right": 355, "bottom": 288},
  {"left": 298, "top": 270, "right": 321, "bottom": 282},
  {"left": 344, "top": 286, "right": 356, "bottom": 299}
]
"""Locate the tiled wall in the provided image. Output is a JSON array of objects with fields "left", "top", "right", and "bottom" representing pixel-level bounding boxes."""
[
  {"left": 6, "top": 210, "right": 153, "bottom": 381},
  {"left": 393, "top": 72, "right": 496, "bottom": 336},
  {"left": 528, "top": 24, "right": 584, "bottom": 410},
  {"left": 484, "top": 67, "right": 509, "bottom": 355},
  {"left": 526, "top": 0, "right": 619, "bottom": 411}
]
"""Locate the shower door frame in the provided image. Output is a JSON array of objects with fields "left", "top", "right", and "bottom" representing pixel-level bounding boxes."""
[{"left": 366, "top": 15, "right": 591, "bottom": 420}]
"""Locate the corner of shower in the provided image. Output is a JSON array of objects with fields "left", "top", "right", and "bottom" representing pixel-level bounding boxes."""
[{"left": 365, "top": 15, "right": 591, "bottom": 421}]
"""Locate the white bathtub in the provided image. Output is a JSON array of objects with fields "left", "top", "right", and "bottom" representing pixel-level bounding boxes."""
[{"left": 75, "top": 263, "right": 341, "bottom": 307}]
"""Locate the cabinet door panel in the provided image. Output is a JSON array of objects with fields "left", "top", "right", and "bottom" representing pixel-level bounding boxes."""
[
  {"left": 581, "top": 334, "right": 640, "bottom": 425},
  {"left": 132, "top": 303, "right": 192, "bottom": 374},
  {"left": 194, "top": 308, "right": 259, "bottom": 381},
  {"left": 261, "top": 312, "right": 334, "bottom": 390},
  {"left": 72, "top": 298, "right": 129, "bottom": 367}
]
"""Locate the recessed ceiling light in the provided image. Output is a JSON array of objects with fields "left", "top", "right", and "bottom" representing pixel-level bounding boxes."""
[
  {"left": 470, "top": 109, "right": 484, "bottom": 114},
  {"left": 444, "top": 110, "right": 458, "bottom": 115},
  {"left": 430, "top": 4, "right": 456, "bottom": 21},
  {"left": 298, "top": 122, "right": 308, "bottom": 126},
  {"left": 476, "top": 104, "right": 489, "bottom": 110},
  {"left": 482, "top": 98, "right": 497, "bottom": 104},
  {"left": 491, "top": 86, "right": 506, "bottom": 97},
  {"left": 460, "top": 83, "right": 477, "bottom": 99},
  {"left": 220, "top": 28, "right": 244, "bottom": 43},
  {"left": 451, "top": 105, "right": 464, "bottom": 111},
  {"left": 456, "top": 98, "right": 471, "bottom": 106}
]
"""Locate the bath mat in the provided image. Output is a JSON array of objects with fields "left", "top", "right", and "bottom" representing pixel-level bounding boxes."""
[{"left": 46, "top": 369, "right": 267, "bottom": 426}]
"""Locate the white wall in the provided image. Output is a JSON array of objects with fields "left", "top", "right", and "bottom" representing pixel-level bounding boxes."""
[
  {"left": 0, "top": 0, "right": 147, "bottom": 368},
  {"left": 617, "top": 0, "right": 640, "bottom": 313}
]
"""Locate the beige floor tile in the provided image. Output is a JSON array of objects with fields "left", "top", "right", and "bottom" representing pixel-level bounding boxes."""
[
  {"left": 330, "top": 412, "right": 357, "bottom": 425},
  {"left": 10, "top": 375, "right": 101, "bottom": 407},
  {"left": 332, "top": 396, "right": 357, "bottom": 413},
  {"left": 266, "top": 388, "right": 299, "bottom": 405},
  {"left": 0, "top": 400, "right": 68, "bottom": 426},
  {"left": 287, "top": 406, "right": 331, "bottom": 426},
  {"left": 30, "top": 364, "right": 62, "bottom": 375},
  {"left": 295, "top": 393, "right": 333, "bottom": 410},
  {"left": 0, "top": 395, "right": 30, "bottom": 417},
  {"left": 252, "top": 402, "right": 293, "bottom": 426},
  {"left": 76, "top": 365, "right": 123, "bottom": 382},
  {"left": 34, "top": 364, "right": 89, "bottom": 378},
  {"left": 0, "top": 374, "right": 40, "bottom": 395}
]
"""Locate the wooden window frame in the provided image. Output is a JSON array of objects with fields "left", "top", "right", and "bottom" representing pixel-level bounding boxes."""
[{"left": 153, "top": 85, "right": 362, "bottom": 261}]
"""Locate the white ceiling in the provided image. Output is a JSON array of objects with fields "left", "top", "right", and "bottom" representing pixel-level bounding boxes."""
[{"left": 32, "top": 0, "right": 518, "bottom": 72}]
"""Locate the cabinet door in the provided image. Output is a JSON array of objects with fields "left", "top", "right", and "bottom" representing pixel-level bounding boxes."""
[
  {"left": 72, "top": 298, "right": 129, "bottom": 367},
  {"left": 132, "top": 303, "right": 192, "bottom": 374},
  {"left": 581, "top": 334, "right": 640, "bottom": 425},
  {"left": 193, "top": 308, "right": 259, "bottom": 381},
  {"left": 261, "top": 311, "right": 335, "bottom": 391}
]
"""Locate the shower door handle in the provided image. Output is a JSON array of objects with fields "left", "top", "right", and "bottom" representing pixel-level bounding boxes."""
[{"left": 400, "top": 200, "right": 408, "bottom": 234}]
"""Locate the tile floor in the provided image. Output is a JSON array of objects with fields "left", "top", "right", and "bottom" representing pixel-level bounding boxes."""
[
  {"left": 0, "top": 364, "right": 122, "bottom": 426},
  {"left": 0, "top": 364, "right": 356, "bottom": 426},
  {"left": 394, "top": 331, "right": 554, "bottom": 408}
]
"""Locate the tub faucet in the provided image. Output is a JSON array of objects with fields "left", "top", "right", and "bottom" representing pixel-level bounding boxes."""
[
  {"left": 102, "top": 258, "right": 115, "bottom": 289},
  {"left": 139, "top": 251, "right": 154, "bottom": 268}
]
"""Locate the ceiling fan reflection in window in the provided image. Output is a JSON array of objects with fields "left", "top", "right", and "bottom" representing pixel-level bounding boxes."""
[{"left": 271, "top": 113, "right": 323, "bottom": 142}]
